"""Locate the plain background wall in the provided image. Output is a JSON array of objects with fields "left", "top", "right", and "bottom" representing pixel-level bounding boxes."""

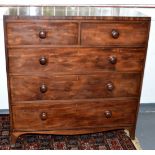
[
  {"left": 0, "top": 1, "right": 155, "bottom": 109},
  {"left": 0, "top": 7, "right": 9, "bottom": 109},
  {"left": 0, "top": 0, "right": 155, "bottom": 5}
]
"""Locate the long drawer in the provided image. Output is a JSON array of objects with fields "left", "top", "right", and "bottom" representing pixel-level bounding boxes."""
[
  {"left": 81, "top": 22, "right": 149, "bottom": 46},
  {"left": 10, "top": 73, "right": 141, "bottom": 101},
  {"left": 12, "top": 98, "right": 138, "bottom": 131},
  {"left": 6, "top": 22, "right": 78, "bottom": 45},
  {"left": 8, "top": 47, "right": 145, "bottom": 74}
]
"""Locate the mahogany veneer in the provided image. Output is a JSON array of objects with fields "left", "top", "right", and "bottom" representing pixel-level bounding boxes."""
[{"left": 3, "top": 7, "right": 150, "bottom": 146}]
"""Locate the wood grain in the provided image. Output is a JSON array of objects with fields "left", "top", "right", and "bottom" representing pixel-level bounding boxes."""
[
  {"left": 81, "top": 22, "right": 149, "bottom": 46},
  {"left": 6, "top": 22, "right": 78, "bottom": 45},
  {"left": 8, "top": 47, "right": 145, "bottom": 74},
  {"left": 12, "top": 98, "right": 138, "bottom": 131},
  {"left": 10, "top": 73, "right": 141, "bottom": 101}
]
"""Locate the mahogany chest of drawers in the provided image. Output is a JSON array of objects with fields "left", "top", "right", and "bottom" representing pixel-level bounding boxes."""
[{"left": 4, "top": 7, "right": 150, "bottom": 146}]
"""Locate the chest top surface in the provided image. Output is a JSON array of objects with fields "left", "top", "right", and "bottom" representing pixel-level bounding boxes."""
[{"left": 3, "top": 6, "right": 150, "bottom": 21}]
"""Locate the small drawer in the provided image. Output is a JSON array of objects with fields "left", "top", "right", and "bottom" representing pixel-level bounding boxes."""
[
  {"left": 8, "top": 47, "right": 145, "bottom": 74},
  {"left": 12, "top": 98, "right": 138, "bottom": 131},
  {"left": 81, "top": 22, "right": 149, "bottom": 46},
  {"left": 6, "top": 22, "right": 78, "bottom": 45},
  {"left": 10, "top": 73, "right": 141, "bottom": 101}
]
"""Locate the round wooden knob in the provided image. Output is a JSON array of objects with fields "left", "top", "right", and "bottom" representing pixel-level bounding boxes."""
[
  {"left": 106, "top": 83, "right": 114, "bottom": 91},
  {"left": 108, "top": 56, "right": 117, "bottom": 64},
  {"left": 39, "top": 31, "right": 47, "bottom": 39},
  {"left": 40, "top": 84, "right": 48, "bottom": 93},
  {"left": 39, "top": 56, "right": 47, "bottom": 65},
  {"left": 111, "top": 29, "right": 119, "bottom": 39},
  {"left": 104, "top": 110, "right": 112, "bottom": 118},
  {"left": 40, "top": 112, "right": 47, "bottom": 120}
]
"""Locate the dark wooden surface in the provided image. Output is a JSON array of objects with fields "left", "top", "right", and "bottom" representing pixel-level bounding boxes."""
[
  {"left": 6, "top": 22, "right": 78, "bottom": 45},
  {"left": 10, "top": 73, "right": 141, "bottom": 101},
  {"left": 81, "top": 22, "right": 149, "bottom": 46},
  {"left": 12, "top": 98, "right": 138, "bottom": 131},
  {"left": 4, "top": 13, "right": 151, "bottom": 145},
  {"left": 8, "top": 47, "right": 145, "bottom": 74}
]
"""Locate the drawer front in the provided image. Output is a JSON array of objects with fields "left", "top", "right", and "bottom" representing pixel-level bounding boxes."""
[
  {"left": 10, "top": 73, "right": 141, "bottom": 101},
  {"left": 12, "top": 99, "right": 138, "bottom": 131},
  {"left": 8, "top": 48, "right": 145, "bottom": 74},
  {"left": 81, "top": 22, "right": 149, "bottom": 46},
  {"left": 6, "top": 22, "right": 78, "bottom": 45}
]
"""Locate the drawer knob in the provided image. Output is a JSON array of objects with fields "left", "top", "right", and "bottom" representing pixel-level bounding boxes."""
[
  {"left": 108, "top": 56, "right": 117, "bottom": 64},
  {"left": 111, "top": 29, "right": 119, "bottom": 39},
  {"left": 39, "top": 56, "right": 47, "bottom": 65},
  {"left": 106, "top": 83, "right": 114, "bottom": 91},
  {"left": 104, "top": 110, "right": 112, "bottom": 118},
  {"left": 39, "top": 31, "right": 47, "bottom": 39},
  {"left": 40, "top": 112, "right": 48, "bottom": 120},
  {"left": 40, "top": 84, "right": 48, "bottom": 93}
]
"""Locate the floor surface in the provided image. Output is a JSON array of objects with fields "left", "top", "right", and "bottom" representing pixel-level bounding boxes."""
[{"left": 136, "top": 106, "right": 155, "bottom": 150}]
